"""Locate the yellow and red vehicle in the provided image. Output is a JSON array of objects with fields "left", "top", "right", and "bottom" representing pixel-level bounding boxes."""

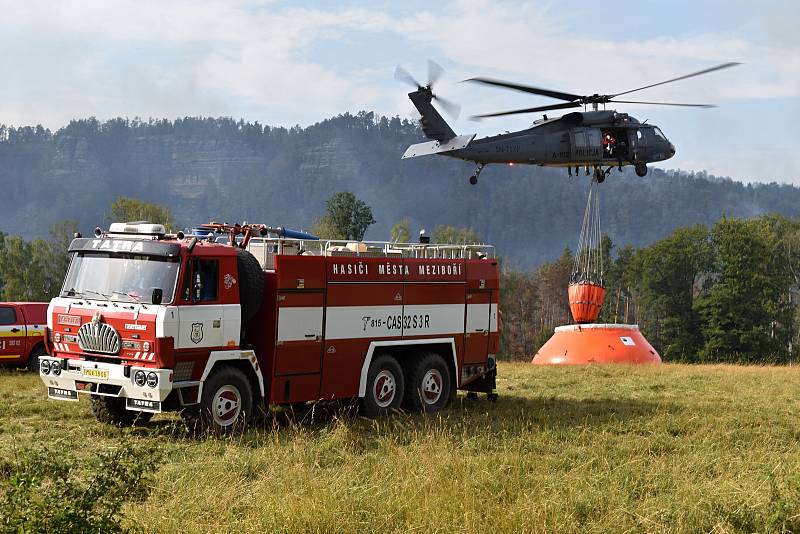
[
  {"left": 0, "top": 302, "right": 48, "bottom": 371},
  {"left": 40, "top": 222, "right": 500, "bottom": 431}
]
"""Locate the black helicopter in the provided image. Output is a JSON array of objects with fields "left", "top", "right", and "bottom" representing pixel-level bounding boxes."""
[{"left": 397, "top": 61, "right": 739, "bottom": 184}]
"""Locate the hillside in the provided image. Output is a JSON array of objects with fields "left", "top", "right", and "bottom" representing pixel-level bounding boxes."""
[{"left": 1, "top": 115, "right": 798, "bottom": 267}]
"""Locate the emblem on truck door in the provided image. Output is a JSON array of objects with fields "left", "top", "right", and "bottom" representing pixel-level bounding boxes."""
[
  {"left": 224, "top": 273, "right": 237, "bottom": 290},
  {"left": 191, "top": 323, "right": 204, "bottom": 344}
]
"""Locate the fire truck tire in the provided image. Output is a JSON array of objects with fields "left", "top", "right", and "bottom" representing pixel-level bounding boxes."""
[
  {"left": 236, "top": 248, "right": 264, "bottom": 323},
  {"left": 90, "top": 396, "right": 153, "bottom": 427},
  {"left": 27, "top": 345, "right": 47, "bottom": 372},
  {"left": 360, "top": 354, "right": 405, "bottom": 418},
  {"left": 183, "top": 366, "right": 253, "bottom": 434},
  {"left": 405, "top": 352, "right": 451, "bottom": 413}
]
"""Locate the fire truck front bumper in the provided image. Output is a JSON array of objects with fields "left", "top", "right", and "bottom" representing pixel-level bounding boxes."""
[{"left": 38, "top": 356, "right": 173, "bottom": 413}]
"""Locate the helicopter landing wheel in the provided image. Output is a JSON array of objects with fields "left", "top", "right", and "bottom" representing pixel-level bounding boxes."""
[
  {"left": 593, "top": 167, "right": 605, "bottom": 184},
  {"left": 469, "top": 163, "right": 485, "bottom": 185},
  {"left": 635, "top": 162, "right": 648, "bottom": 177}
]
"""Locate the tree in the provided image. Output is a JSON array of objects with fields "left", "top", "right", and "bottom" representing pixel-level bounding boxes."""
[
  {"left": 499, "top": 270, "right": 539, "bottom": 359},
  {"left": 390, "top": 218, "right": 411, "bottom": 243},
  {"left": 108, "top": 197, "right": 176, "bottom": 231},
  {"left": 431, "top": 225, "right": 482, "bottom": 244},
  {"left": 0, "top": 220, "right": 79, "bottom": 301},
  {"left": 43, "top": 220, "right": 80, "bottom": 298},
  {"left": 632, "top": 226, "right": 712, "bottom": 361},
  {"left": 0, "top": 236, "right": 33, "bottom": 300},
  {"left": 313, "top": 192, "right": 375, "bottom": 241},
  {"left": 310, "top": 215, "right": 346, "bottom": 240},
  {"left": 600, "top": 244, "right": 638, "bottom": 324},
  {"left": 697, "top": 217, "right": 793, "bottom": 363}
]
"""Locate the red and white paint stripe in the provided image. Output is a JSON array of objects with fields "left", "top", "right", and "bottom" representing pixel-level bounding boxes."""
[{"left": 276, "top": 303, "right": 498, "bottom": 343}]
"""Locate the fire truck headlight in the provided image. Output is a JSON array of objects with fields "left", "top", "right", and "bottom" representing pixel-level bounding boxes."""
[
  {"left": 143, "top": 341, "right": 151, "bottom": 352},
  {"left": 40, "top": 359, "right": 51, "bottom": 375},
  {"left": 134, "top": 370, "right": 147, "bottom": 387},
  {"left": 54, "top": 332, "right": 61, "bottom": 343},
  {"left": 146, "top": 372, "right": 158, "bottom": 388},
  {"left": 50, "top": 360, "right": 62, "bottom": 376}
]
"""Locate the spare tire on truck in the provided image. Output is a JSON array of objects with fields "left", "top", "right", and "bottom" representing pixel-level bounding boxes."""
[{"left": 236, "top": 248, "right": 264, "bottom": 323}]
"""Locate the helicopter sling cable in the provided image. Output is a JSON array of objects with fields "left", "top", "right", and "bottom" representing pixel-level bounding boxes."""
[{"left": 569, "top": 182, "right": 606, "bottom": 323}]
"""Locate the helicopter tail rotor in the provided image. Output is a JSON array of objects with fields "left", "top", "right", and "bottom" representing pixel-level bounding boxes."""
[
  {"left": 394, "top": 60, "right": 461, "bottom": 119},
  {"left": 427, "top": 59, "right": 444, "bottom": 86},
  {"left": 394, "top": 65, "right": 423, "bottom": 89}
]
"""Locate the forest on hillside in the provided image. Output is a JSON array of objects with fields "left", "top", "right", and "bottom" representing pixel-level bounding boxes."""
[{"left": 1, "top": 114, "right": 800, "bottom": 268}]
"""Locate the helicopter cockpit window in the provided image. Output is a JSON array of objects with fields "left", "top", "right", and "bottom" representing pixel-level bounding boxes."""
[{"left": 654, "top": 127, "right": 666, "bottom": 140}]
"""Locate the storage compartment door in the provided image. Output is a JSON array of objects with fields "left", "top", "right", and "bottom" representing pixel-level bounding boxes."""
[
  {"left": 275, "top": 291, "right": 323, "bottom": 377},
  {"left": 464, "top": 290, "right": 491, "bottom": 365}
]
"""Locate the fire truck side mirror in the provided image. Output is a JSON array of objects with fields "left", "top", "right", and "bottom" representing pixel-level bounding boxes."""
[{"left": 152, "top": 288, "right": 163, "bottom": 305}]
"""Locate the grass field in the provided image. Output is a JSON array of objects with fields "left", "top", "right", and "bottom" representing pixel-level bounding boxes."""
[{"left": 2, "top": 362, "right": 800, "bottom": 533}]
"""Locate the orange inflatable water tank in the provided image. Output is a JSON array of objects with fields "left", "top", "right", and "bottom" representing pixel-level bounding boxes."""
[
  {"left": 568, "top": 282, "right": 605, "bottom": 323},
  {"left": 532, "top": 324, "right": 661, "bottom": 365}
]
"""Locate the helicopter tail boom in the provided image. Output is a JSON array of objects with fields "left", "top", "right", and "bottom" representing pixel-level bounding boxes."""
[
  {"left": 401, "top": 133, "right": 475, "bottom": 159},
  {"left": 408, "top": 89, "right": 458, "bottom": 142}
]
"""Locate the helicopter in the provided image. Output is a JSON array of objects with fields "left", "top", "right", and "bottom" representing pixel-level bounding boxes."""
[{"left": 397, "top": 61, "right": 739, "bottom": 184}]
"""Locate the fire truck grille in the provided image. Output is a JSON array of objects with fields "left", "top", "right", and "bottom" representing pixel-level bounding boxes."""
[{"left": 78, "top": 323, "right": 121, "bottom": 355}]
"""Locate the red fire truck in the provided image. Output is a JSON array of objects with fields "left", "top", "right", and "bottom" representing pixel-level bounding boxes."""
[
  {"left": 39, "top": 222, "right": 499, "bottom": 432},
  {"left": 0, "top": 302, "right": 48, "bottom": 371}
]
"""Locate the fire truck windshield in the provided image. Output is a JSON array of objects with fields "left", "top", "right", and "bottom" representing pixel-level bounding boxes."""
[{"left": 61, "top": 252, "right": 180, "bottom": 304}]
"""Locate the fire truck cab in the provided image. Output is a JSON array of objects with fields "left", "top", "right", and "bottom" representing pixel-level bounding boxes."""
[{"left": 39, "top": 222, "right": 500, "bottom": 432}]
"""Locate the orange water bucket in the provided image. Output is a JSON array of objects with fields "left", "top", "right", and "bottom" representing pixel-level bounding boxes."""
[
  {"left": 568, "top": 282, "right": 606, "bottom": 323},
  {"left": 532, "top": 323, "right": 661, "bottom": 365}
]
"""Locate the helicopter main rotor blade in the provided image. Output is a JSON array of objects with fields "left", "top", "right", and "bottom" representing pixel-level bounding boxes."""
[
  {"left": 611, "top": 62, "right": 741, "bottom": 98},
  {"left": 470, "top": 101, "right": 581, "bottom": 120},
  {"left": 433, "top": 94, "right": 461, "bottom": 119},
  {"left": 464, "top": 77, "right": 582, "bottom": 102},
  {"left": 611, "top": 99, "right": 716, "bottom": 108},
  {"left": 428, "top": 60, "right": 444, "bottom": 86},
  {"left": 395, "top": 65, "right": 422, "bottom": 88}
]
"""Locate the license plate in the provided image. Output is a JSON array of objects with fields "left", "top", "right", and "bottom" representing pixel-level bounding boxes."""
[
  {"left": 83, "top": 368, "right": 109, "bottom": 380},
  {"left": 48, "top": 387, "right": 78, "bottom": 401}
]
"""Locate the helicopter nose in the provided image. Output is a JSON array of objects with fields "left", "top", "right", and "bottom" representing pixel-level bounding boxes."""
[{"left": 667, "top": 143, "right": 675, "bottom": 158}]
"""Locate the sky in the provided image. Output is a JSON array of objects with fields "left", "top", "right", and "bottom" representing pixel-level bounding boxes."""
[{"left": 1, "top": 0, "right": 799, "bottom": 184}]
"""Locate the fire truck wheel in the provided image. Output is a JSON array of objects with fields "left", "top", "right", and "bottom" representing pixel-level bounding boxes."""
[
  {"left": 360, "top": 354, "right": 404, "bottom": 418},
  {"left": 405, "top": 352, "right": 451, "bottom": 413},
  {"left": 27, "top": 345, "right": 47, "bottom": 372},
  {"left": 90, "top": 396, "right": 153, "bottom": 427},
  {"left": 237, "top": 248, "right": 265, "bottom": 324},
  {"left": 185, "top": 366, "right": 253, "bottom": 434}
]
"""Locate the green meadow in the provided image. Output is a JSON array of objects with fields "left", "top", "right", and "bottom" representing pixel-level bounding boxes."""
[{"left": 2, "top": 362, "right": 800, "bottom": 533}]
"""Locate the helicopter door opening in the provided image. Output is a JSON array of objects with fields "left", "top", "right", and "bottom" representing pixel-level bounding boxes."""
[{"left": 601, "top": 128, "right": 629, "bottom": 162}]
